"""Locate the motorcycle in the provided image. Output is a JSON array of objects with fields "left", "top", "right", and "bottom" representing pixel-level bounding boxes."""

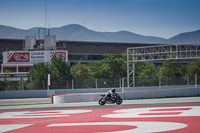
[{"left": 98, "top": 93, "right": 123, "bottom": 105}]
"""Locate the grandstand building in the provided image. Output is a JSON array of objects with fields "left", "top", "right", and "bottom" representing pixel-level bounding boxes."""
[{"left": 0, "top": 38, "right": 161, "bottom": 73}]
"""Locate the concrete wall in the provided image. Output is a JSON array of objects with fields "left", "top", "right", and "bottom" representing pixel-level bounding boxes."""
[
  {"left": 53, "top": 93, "right": 101, "bottom": 104},
  {"left": 0, "top": 90, "right": 48, "bottom": 99},
  {"left": 0, "top": 88, "right": 120, "bottom": 99},
  {"left": 0, "top": 87, "right": 199, "bottom": 101},
  {"left": 123, "top": 87, "right": 200, "bottom": 99},
  {"left": 53, "top": 87, "right": 200, "bottom": 104}
]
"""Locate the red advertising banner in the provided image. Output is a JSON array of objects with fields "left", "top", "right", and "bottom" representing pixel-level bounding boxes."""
[
  {"left": 3, "top": 51, "right": 67, "bottom": 64},
  {"left": 7, "top": 52, "right": 30, "bottom": 62},
  {"left": 50, "top": 51, "right": 66, "bottom": 61}
]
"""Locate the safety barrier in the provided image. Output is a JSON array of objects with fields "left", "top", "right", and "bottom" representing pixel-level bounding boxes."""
[{"left": 52, "top": 87, "right": 200, "bottom": 104}]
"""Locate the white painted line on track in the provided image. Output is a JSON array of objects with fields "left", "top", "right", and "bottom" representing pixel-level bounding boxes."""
[
  {"left": 47, "top": 122, "right": 187, "bottom": 133},
  {"left": 0, "top": 124, "right": 33, "bottom": 133}
]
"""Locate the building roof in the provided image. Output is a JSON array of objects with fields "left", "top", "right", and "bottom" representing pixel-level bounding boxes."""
[{"left": 0, "top": 38, "right": 164, "bottom": 56}]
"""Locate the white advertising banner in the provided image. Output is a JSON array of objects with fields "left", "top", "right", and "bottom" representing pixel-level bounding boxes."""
[
  {"left": 30, "top": 51, "right": 47, "bottom": 63},
  {"left": 3, "top": 51, "right": 68, "bottom": 64}
]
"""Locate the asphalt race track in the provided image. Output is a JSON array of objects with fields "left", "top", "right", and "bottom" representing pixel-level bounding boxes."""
[{"left": 0, "top": 98, "right": 200, "bottom": 133}]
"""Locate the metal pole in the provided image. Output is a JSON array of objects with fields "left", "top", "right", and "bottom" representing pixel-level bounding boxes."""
[
  {"left": 127, "top": 49, "right": 129, "bottom": 88},
  {"left": 1, "top": 65, "right": 3, "bottom": 73},
  {"left": 21, "top": 78, "right": 24, "bottom": 91},
  {"left": 122, "top": 77, "right": 124, "bottom": 92},
  {"left": 133, "top": 62, "right": 135, "bottom": 87},
  {"left": 47, "top": 74, "right": 50, "bottom": 90},
  {"left": 176, "top": 45, "right": 178, "bottom": 59},
  {"left": 159, "top": 77, "right": 161, "bottom": 90},
  {"left": 47, "top": 81, "right": 49, "bottom": 90},
  {"left": 72, "top": 79, "right": 74, "bottom": 89},
  {"left": 119, "top": 78, "right": 121, "bottom": 88},
  {"left": 16, "top": 66, "right": 18, "bottom": 73},
  {"left": 96, "top": 79, "right": 98, "bottom": 89},
  {"left": 187, "top": 76, "right": 189, "bottom": 86},
  {"left": 195, "top": 73, "right": 197, "bottom": 88},
  {"left": 133, "top": 49, "right": 135, "bottom": 87},
  {"left": 45, "top": 4, "right": 47, "bottom": 29}
]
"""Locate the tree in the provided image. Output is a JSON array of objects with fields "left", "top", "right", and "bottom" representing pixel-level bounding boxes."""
[
  {"left": 26, "top": 62, "right": 50, "bottom": 90},
  {"left": 70, "top": 62, "right": 93, "bottom": 88},
  {"left": 87, "top": 61, "right": 106, "bottom": 79},
  {"left": 26, "top": 58, "right": 72, "bottom": 90},
  {"left": 71, "top": 62, "right": 91, "bottom": 79},
  {"left": 101, "top": 54, "right": 126, "bottom": 79},
  {"left": 50, "top": 57, "right": 72, "bottom": 81},
  {"left": 0, "top": 70, "right": 21, "bottom": 91},
  {"left": 121, "top": 51, "right": 127, "bottom": 61},
  {"left": 187, "top": 59, "right": 200, "bottom": 76},
  {"left": 135, "top": 61, "right": 158, "bottom": 77},
  {"left": 159, "top": 60, "right": 185, "bottom": 78},
  {"left": 135, "top": 61, "right": 158, "bottom": 86},
  {"left": 157, "top": 60, "right": 188, "bottom": 86},
  {"left": 49, "top": 57, "right": 72, "bottom": 89}
]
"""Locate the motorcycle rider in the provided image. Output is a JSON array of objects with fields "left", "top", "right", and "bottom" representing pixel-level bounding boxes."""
[
  {"left": 106, "top": 88, "right": 116, "bottom": 100},
  {"left": 99, "top": 88, "right": 122, "bottom": 105}
]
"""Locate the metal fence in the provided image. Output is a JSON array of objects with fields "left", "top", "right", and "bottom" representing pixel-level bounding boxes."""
[
  {"left": 0, "top": 78, "right": 122, "bottom": 91},
  {"left": 134, "top": 76, "right": 197, "bottom": 87},
  {"left": 0, "top": 75, "right": 199, "bottom": 91},
  {"left": 125, "top": 75, "right": 199, "bottom": 88}
]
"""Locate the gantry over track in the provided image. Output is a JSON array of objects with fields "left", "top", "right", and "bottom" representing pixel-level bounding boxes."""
[{"left": 127, "top": 43, "right": 200, "bottom": 87}]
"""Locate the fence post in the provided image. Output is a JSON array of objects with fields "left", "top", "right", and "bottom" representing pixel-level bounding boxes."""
[
  {"left": 159, "top": 77, "right": 161, "bottom": 90},
  {"left": 195, "top": 73, "right": 197, "bottom": 88},
  {"left": 22, "top": 79, "right": 24, "bottom": 90},
  {"left": 96, "top": 79, "right": 98, "bottom": 89},
  {"left": 46, "top": 79, "right": 49, "bottom": 90},
  {"left": 119, "top": 78, "right": 121, "bottom": 88},
  {"left": 187, "top": 76, "right": 189, "bottom": 85},
  {"left": 72, "top": 79, "right": 74, "bottom": 89},
  {"left": 47, "top": 81, "right": 49, "bottom": 90},
  {"left": 47, "top": 74, "right": 50, "bottom": 90},
  {"left": 122, "top": 77, "right": 124, "bottom": 92}
]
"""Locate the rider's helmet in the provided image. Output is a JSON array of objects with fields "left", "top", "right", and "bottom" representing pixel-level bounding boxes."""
[{"left": 111, "top": 88, "right": 116, "bottom": 93}]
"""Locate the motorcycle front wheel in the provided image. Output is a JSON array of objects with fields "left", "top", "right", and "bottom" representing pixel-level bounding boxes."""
[
  {"left": 99, "top": 98, "right": 106, "bottom": 105},
  {"left": 116, "top": 98, "right": 123, "bottom": 105}
]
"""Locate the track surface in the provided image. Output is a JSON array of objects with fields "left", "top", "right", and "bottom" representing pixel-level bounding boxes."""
[{"left": 0, "top": 103, "right": 200, "bottom": 133}]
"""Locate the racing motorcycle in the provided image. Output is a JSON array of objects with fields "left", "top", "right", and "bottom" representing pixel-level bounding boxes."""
[{"left": 98, "top": 93, "right": 123, "bottom": 105}]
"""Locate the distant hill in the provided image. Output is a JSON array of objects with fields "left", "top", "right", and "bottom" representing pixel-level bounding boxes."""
[
  {"left": 164, "top": 29, "right": 200, "bottom": 44},
  {"left": 0, "top": 24, "right": 165, "bottom": 44},
  {"left": 0, "top": 24, "right": 200, "bottom": 44}
]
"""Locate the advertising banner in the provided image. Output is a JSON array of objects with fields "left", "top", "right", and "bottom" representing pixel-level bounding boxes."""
[
  {"left": 3, "top": 51, "right": 68, "bottom": 64},
  {"left": 30, "top": 51, "right": 47, "bottom": 63},
  {"left": 50, "top": 51, "right": 66, "bottom": 61},
  {"left": 7, "top": 52, "right": 30, "bottom": 62}
]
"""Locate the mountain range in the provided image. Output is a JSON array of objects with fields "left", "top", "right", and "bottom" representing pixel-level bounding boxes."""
[{"left": 0, "top": 24, "right": 200, "bottom": 44}]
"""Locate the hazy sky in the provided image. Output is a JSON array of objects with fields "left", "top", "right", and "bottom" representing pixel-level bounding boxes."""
[{"left": 0, "top": 0, "right": 200, "bottom": 38}]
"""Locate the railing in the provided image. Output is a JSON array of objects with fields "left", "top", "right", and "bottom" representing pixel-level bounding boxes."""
[
  {"left": 0, "top": 78, "right": 122, "bottom": 91},
  {"left": 0, "top": 75, "right": 199, "bottom": 91}
]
